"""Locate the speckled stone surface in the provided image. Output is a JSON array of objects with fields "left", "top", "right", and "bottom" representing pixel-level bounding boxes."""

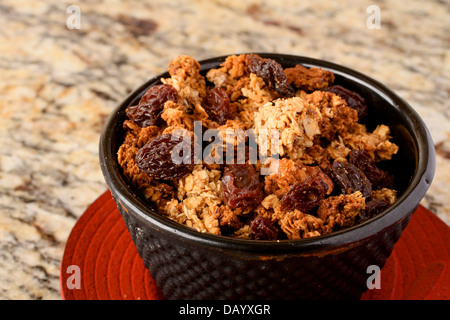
[{"left": 0, "top": 0, "right": 448, "bottom": 299}]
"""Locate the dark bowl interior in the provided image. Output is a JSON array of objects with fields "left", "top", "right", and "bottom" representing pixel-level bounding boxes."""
[{"left": 100, "top": 53, "right": 435, "bottom": 253}]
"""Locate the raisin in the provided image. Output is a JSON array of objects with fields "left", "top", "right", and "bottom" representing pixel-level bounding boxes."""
[
  {"left": 324, "top": 85, "right": 368, "bottom": 119},
  {"left": 136, "top": 134, "right": 194, "bottom": 180},
  {"left": 358, "top": 198, "right": 388, "bottom": 223},
  {"left": 303, "top": 168, "right": 335, "bottom": 195},
  {"left": 250, "top": 216, "right": 278, "bottom": 240},
  {"left": 349, "top": 149, "right": 389, "bottom": 189},
  {"left": 329, "top": 161, "right": 372, "bottom": 198},
  {"left": 202, "top": 87, "right": 230, "bottom": 125},
  {"left": 280, "top": 180, "right": 327, "bottom": 212},
  {"left": 126, "top": 84, "right": 178, "bottom": 127},
  {"left": 222, "top": 164, "right": 263, "bottom": 209},
  {"left": 246, "top": 54, "right": 295, "bottom": 97}
]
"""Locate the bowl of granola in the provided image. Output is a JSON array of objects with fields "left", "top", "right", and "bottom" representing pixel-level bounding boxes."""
[{"left": 99, "top": 53, "right": 435, "bottom": 299}]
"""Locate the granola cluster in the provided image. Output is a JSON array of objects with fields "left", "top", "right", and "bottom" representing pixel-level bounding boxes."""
[{"left": 117, "top": 54, "right": 399, "bottom": 240}]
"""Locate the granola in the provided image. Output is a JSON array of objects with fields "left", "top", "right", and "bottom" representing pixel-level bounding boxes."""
[{"left": 117, "top": 54, "right": 399, "bottom": 240}]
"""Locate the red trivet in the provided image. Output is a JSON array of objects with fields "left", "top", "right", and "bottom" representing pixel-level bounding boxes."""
[{"left": 60, "top": 190, "right": 450, "bottom": 300}]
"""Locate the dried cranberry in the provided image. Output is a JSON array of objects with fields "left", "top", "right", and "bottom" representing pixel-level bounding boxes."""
[
  {"left": 329, "top": 161, "right": 372, "bottom": 198},
  {"left": 126, "top": 84, "right": 178, "bottom": 127},
  {"left": 250, "top": 216, "right": 278, "bottom": 240},
  {"left": 280, "top": 180, "right": 327, "bottom": 212},
  {"left": 325, "top": 85, "right": 368, "bottom": 119},
  {"left": 222, "top": 164, "right": 263, "bottom": 209},
  {"left": 246, "top": 54, "right": 295, "bottom": 97},
  {"left": 136, "top": 134, "right": 194, "bottom": 180},
  {"left": 349, "top": 149, "right": 388, "bottom": 189},
  {"left": 202, "top": 87, "right": 230, "bottom": 125},
  {"left": 358, "top": 198, "right": 388, "bottom": 223}
]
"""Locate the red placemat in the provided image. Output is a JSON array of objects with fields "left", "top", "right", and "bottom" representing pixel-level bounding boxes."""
[{"left": 60, "top": 190, "right": 450, "bottom": 300}]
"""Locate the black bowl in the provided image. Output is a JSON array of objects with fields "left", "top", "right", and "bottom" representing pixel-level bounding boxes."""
[{"left": 99, "top": 53, "right": 435, "bottom": 300}]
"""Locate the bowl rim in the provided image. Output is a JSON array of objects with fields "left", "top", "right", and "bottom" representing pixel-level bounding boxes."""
[{"left": 99, "top": 53, "right": 436, "bottom": 255}]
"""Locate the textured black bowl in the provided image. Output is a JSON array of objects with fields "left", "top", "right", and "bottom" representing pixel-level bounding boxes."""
[{"left": 99, "top": 53, "right": 435, "bottom": 300}]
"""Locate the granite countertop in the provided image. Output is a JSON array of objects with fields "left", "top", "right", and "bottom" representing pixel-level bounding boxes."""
[{"left": 0, "top": 0, "right": 448, "bottom": 300}]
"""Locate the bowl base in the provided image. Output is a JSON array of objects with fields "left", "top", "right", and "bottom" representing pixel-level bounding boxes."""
[{"left": 60, "top": 191, "right": 450, "bottom": 300}]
